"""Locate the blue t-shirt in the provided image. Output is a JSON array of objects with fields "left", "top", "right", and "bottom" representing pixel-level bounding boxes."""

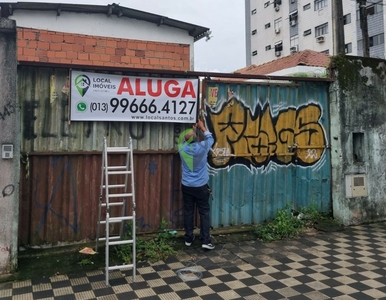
[{"left": 179, "top": 131, "right": 214, "bottom": 187}]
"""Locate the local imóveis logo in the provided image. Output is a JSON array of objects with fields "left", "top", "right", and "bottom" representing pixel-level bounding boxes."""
[{"left": 75, "top": 74, "right": 91, "bottom": 97}]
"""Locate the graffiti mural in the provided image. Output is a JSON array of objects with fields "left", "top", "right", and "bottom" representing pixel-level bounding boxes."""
[{"left": 206, "top": 96, "right": 327, "bottom": 169}]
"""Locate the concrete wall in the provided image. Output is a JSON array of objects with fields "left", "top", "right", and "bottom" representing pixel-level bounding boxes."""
[
  {"left": 330, "top": 55, "right": 386, "bottom": 225},
  {"left": 0, "top": 18, "right": 19, "bottom": 274}
]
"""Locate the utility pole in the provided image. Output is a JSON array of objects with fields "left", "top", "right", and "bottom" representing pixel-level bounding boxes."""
[
  {"left": 332, "top": 0, "right": 345, "bottom": 55},
  {"left": 357, "top": 0, "right": 370, "bottom": 57}
]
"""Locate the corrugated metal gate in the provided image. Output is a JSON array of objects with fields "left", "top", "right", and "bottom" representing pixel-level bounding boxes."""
[
  {"left": 18, "top": 65, "right": 331, "bottom": 245},
  {"left": 204, "top": 80, "right": 331, "bottom": 227},
  {"left": 18, "top": 66, "right": 189, "bottom": 245}
]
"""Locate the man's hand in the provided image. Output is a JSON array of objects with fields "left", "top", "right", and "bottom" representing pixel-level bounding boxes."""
[{"left": 196, "top": 120, "right": 207, "bottom": 132}]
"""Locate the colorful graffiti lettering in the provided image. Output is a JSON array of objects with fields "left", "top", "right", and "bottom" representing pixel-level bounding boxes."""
[{"left": 206, "top": 97, "right": 327, "bottom": 169}]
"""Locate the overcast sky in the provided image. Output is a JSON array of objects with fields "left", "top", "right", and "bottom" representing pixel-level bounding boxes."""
[
  {"left": 119, "top": 0, "right": 247, "bottom": 72},
  {"left": 13, "top": 0, "right": 246, "bottom": 72}
]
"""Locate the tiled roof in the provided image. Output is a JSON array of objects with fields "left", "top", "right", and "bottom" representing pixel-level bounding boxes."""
[{"left": 234, "top": 49, "right": 331, "bottom": 75}]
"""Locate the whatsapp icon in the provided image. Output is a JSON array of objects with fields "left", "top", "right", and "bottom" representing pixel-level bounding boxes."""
[{"left": 76, "top": 101, "right": 87, "bottom": 112}]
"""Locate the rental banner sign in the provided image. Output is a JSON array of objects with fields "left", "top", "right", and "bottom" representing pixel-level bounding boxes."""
[{"left": 70, "top": 70, "right": 199, "bottom": 123}]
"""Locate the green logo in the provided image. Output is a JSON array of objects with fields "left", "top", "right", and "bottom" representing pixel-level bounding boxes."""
[
  {"left": 178, "top": 128, "right": 195, "bottom": 172},
  {"left": 74, "top": 74, "right": 91, "bottom": 97},
  {"left": 76, "top": 101, "right": 87, "bottom": 112}
]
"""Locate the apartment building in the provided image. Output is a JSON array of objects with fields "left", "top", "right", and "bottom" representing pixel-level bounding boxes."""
[{"left": 245, "top": 0, "right": 385, "bottom": 66}]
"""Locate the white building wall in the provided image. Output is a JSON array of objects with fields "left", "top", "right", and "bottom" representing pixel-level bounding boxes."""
[{"left": 10, "top": 10, "right": 194, "bottom": 45}]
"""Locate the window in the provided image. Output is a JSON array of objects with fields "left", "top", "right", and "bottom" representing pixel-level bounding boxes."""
[
  {"left": 303, "top": 3, "right": 311, "bottom": 11},
  {"left": 369, "top": 33, "right": 384, "bottom": 47},
  {"left": 265, "top": 23, "right": 271, "bottom": 29},
  {"left": 252, "top": 29, "right": 257, "bottom": 35},
  {"left": 275, "top": 41, "right": 283, "bottom": 52},
  {"left": 345, "top": 43, "right": 352, "bottom": 53},
  {"left": 304, "top": 29, "right": 312, "bottom": 36},
  {"left": 290, "top": 35, "right": 299, "bottom": 47},
  {"left": 343, "top": 13, "right": 351, "bottom": 25},
  {"left": 265, "top": 45, "right": 271, "bottom": 51},
  {"left": 356, "top": 3, "right": 382, "bottom": 19},
  {"left": 315, "top": 23, "right": 328, "bottom": 37},
  {"left": 358, "top": 34, "right": 385, "bottom": 50},
  {"left": 274, "top": 18, "right": 282, "bottom": 30},
  {"left": 321, "top": 49, "right": 329, "bottom": 54},
  {"left": 289, "top": 10, "right": 298, "bottom": 25},
  {"left": 252, "top": 50, "right": 258, "bottom": 56},
  {"left": 314, "top": 0, "right": 327, "bottom": 11},
  {"left": 367, "top": 4, "right": 383, "bottom": 16},
  {"left": 251, "top": 9, "right": 257, "bottom": 15},
  {"left": 264, "top": 1, "right": 270, "bottom": 8}
]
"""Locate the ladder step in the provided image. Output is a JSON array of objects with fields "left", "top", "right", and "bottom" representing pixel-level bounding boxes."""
[
  {"left": 100, "top": 216, "right": 134, "bottom": 224},
  {"left": 107, "top": 171, "right": 132, "bottom": 175},
  {"left": 106, "top": 147, "right": 131, "bottom": 153},
  {"left": 109, "top": 239, "right": 134, "bottom": 246},
  {"left": 108, "top": 193, "right": 132, "bottom": 198},
  {"left": 98, "top": 236, "right": 121, "bottom": 242},
  {"left": 101, "top": 202, "right": 124, "bottom": 207},
  {"left": 102, "top": 184, "right": 126, "bottom": 189},
  {"left": 105, "top": 166, "right": 127, "bottom": 170},
  {"left": 108, "top": 264, "right": 134, "bottom": 271}
]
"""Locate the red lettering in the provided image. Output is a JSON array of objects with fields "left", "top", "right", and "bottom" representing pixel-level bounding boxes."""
[
  {"left": 181, "top": 81, "right": 196, "bottom": 98},
  {"left": 135, "top": 78, "right": 146, "bottom": 96},
  {"left": 147, "top": 79, "right": 162, "bottom": 97},
  {"left": 210, "top": 88, "right": 218, "bottom": 97},
  {"left": 117, "top": 78, "right": 134, "bottom": 95},
  {"left": 165, "top": 80, "right": 180, "bottom": 97}
]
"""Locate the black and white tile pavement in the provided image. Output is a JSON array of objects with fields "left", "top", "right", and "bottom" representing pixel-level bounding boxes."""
[{"left": 2, "top": 223, "right": 386, "bottom": 299}]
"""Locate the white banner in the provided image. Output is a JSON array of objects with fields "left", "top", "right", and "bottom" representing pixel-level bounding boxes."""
[{"left": 70, "top": 70, "right": 199, "bottom": 123}]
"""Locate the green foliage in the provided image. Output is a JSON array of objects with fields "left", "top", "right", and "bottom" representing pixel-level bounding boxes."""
[
  {"left": 115, "top": 218, "right": 177, "bottom": 264},
  {"left": 78, "top": 258, "right": 94, "bottom": 266},
  {"left": 255, "top": 206, "right": 304, "bottom": 242},
  {"left": 254, "top": 204, "right": 331, "bottom": 243}
]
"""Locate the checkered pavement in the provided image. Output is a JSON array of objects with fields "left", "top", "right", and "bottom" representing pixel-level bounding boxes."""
[{"left": 2, "top": 223, "right": 386, "bottom": 299}]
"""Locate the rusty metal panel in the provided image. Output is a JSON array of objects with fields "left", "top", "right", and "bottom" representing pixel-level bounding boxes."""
[
  {"left": 18, "top": 66, "right": 190, "bottom": 153},
  {"left": 205, "top": 80, "right": 331, "bottom": 227},
  {"left": 19, "top": 153, "right": 184, "bottom": 245}
]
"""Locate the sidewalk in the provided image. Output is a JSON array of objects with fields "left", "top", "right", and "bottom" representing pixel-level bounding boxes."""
[{"left": 1, "top": 223, "right": 386, "bottom": 299}]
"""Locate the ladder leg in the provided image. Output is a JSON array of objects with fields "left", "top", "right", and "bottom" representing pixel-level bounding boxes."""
[
  {"left": 105, "top": 212, "right": 110, "bottom": 286},
  {"left": 97, "top": 136, "right": 136, "bottom": 285},
  {"left": 96, "top": 138, "right": 107, "bottom": 253}
]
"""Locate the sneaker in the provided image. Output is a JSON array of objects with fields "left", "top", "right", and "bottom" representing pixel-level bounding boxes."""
[
  {"left": 185, "top": 235, "right": 195, "bottom": 246},
  {"left": 202, "top": 243, "right": 215, "bottom": 250}
]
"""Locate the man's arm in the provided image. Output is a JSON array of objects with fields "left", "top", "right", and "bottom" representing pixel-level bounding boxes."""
[{"left": 197, "top": 120, "right": 214, "bottom": 150}]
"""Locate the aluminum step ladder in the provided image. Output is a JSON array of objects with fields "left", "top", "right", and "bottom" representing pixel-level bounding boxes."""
[{"left": 96, "top": 136, "right": 136, "bottom": 285}]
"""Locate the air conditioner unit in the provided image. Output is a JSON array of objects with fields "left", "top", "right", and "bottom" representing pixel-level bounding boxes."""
[
  {"left": 290, "top": 20, "right": 296, "bottom": 26},
  {"left": 275, "top": 28, "right": 280, "bottom": 34},
  {"left": 275, "top": 51, "right": 281, "bottom": 57},
  {"left": 345, "top": 174, "right": 367, "bottom": 198},
  {"left": 275, "top": 5, "right": 280, "bottom": 11},
  {"left": 290, "top": 45, "right": 298, "bottom": 53},
  {"left": 316, "top": 35, "right": 325, "bottom": 43}
]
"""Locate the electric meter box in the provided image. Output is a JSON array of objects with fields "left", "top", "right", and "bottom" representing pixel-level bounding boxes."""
[
  {"left": 345, "top": 174, "right": 367, "bottom": 198},
  {"left": 2, "top": 144, "right": 14, "bottom": 159}
]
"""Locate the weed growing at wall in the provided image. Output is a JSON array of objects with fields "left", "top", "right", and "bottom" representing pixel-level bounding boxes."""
[
  {"left": 115, "top": 219, "right": 177, "bottom": 264},
  {"left": 254, "top": 204, "right": 332, "bottom": 242}
]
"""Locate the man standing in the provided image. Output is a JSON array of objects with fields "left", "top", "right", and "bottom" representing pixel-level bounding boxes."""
[{"left": 179, "top": 120, "right": 215, "bottom": 250}]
